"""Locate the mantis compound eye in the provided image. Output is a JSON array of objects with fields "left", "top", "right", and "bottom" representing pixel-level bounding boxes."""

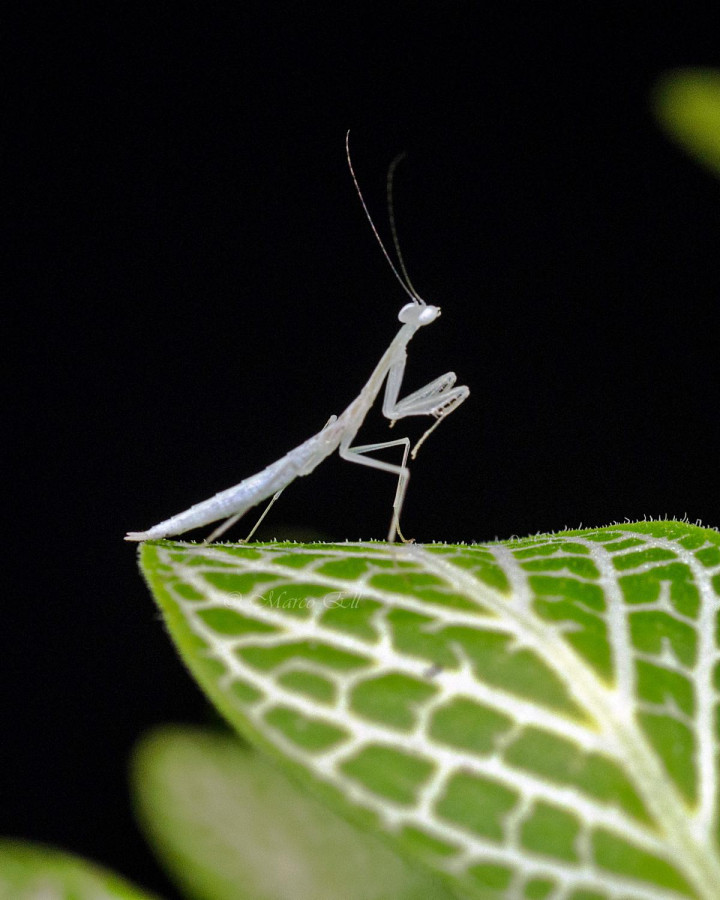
[
  {"left": 419, "top": 305, "right": 440, "bottom": 325},
  {"left": 398, "top": 302, "right": 420, "bottom": 323}
]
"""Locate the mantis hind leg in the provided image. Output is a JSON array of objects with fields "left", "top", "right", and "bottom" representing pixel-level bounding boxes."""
[{"left": 200, "top": 488, "right": 287, "bottom": 545}]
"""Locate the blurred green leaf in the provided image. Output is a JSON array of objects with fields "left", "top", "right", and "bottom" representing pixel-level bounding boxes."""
[
  {"left": 0, "top": 840, "right": 156, "bottom": 900},
  {"left": 654, "top": 68, "right": 720, "bottom": 176},
  {"left": 132, "top": 724, "right": 458, "bottom": 900}
]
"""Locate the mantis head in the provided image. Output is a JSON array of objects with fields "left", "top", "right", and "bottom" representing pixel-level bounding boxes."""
[{"left": 398, "top": 301, "right": 441, "bottom": 326}]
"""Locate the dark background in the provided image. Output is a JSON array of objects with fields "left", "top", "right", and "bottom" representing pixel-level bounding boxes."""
[{"left": 6, "top": 3, "right": 720, "bottom": 896}]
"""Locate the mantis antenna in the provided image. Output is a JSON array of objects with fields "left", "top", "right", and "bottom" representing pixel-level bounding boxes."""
[
  {"left": 387, "top": 151, "right": 425, "bottom": 302},
  {"left": 345, "top": 131, "right": 426, "bottom": 306}
]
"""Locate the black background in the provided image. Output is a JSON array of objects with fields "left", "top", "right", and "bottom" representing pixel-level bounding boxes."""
[{"left": 6, "top": 3, "right": 720, "bottom": 896}]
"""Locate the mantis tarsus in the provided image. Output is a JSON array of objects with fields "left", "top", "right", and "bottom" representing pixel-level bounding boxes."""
[{"left": 125, "top": 135, "right": 469, "bottom": 544}]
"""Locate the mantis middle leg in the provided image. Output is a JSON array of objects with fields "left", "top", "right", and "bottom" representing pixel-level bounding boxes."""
[{"left": 339, "top": 436, "right": 411, "bottom": 542}]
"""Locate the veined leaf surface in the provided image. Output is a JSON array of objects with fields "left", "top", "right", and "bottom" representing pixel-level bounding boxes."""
[{"left": 139, "top": 521, "right": 720, "bottom": 900}]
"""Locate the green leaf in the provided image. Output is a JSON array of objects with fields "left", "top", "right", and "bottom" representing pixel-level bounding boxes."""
[
  {"left": 132, "top": 724, "right": 458, "bottom": 900},
  {"left": 0, "top": 840, "right": 156, "bottom": 899},
  {"left": 138, "top": 521, "right": 720, "bottom": 899},
  {"left": 654, "top": 68, "right": 720, "bottom": 177}
]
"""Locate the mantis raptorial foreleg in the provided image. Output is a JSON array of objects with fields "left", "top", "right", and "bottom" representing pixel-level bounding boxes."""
[
  {"left": 339, "top": 436, "right": 411, "bottom": 542},
  {"left": 382, "top": 356, "right": 469, "bottom": 457},
  {"left": 388, "top": 371, "right": 459, "bottom": 415}
]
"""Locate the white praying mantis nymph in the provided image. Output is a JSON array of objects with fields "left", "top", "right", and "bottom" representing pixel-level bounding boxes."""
[{"left": 125, "top": 133, "right": 469, "bottom": 545}]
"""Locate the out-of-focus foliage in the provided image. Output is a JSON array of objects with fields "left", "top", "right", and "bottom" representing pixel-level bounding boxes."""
[{"left": 654, "top": 68, "right": 720, "bottom": 177}]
